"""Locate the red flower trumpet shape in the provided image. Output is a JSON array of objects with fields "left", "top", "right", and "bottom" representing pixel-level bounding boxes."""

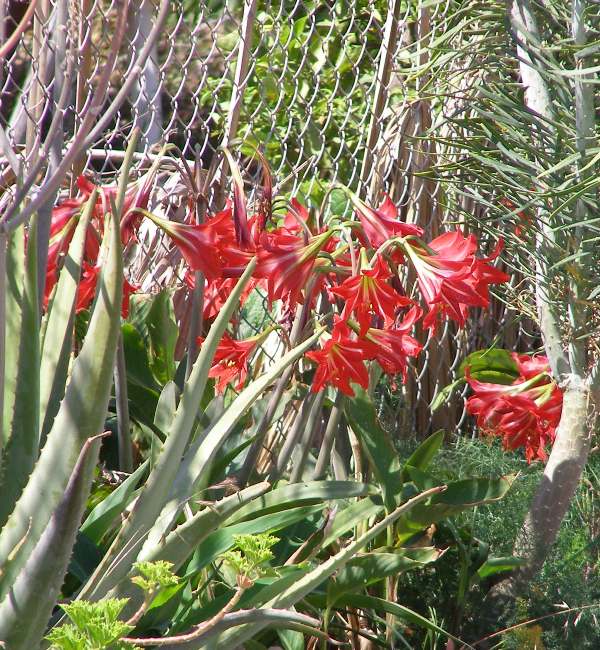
[
  {"left": 256, "top": 230, "right": 335, "bottom": 306},
  {"left": 362, "top": 306, "right": 423, "bottom": 379},
  {"left": 402, "top": 230, "right": 509, "bottom": 331},
  {"left": 145, "top": 210, "right": 232, "bottom": 279},
  {"left": 329, "top": 255, "right": 411, "bottom": 334},
  {"left": 306, "top": 319, "right": 375, "bottom": 397},
  {"left": 198, "top": 332, "right": 263, "bottom": 393},
  {"left": 466, "top": 353, "right": 562, "bottom": 463},
  {"left": 352, "top": 194, "right": 424, "bottom": 248}
]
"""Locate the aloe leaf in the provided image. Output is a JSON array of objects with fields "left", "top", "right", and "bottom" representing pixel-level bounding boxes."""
[
  {"left": 1, "top": 225, "right": 24, "bottom": 448},
  {"left": 201, "top": 486, "right": 446, "bottom": 649},
  {"left": 77, "top": 260, "right": 257, "bottom": 602},
  {"left": 0, "top": 218, "right": 40, "bottom": 526},
  {"left": 143, "top": 328, "right": 325, "bottom": 553},
  {"left": 0, "top": 211, "right": 123, "bottom": 601},
  {"left": 0, "top": 434, "right": 103, "bottom": 649},
  {"left": 39, "top": 192, "right": 96, "bottom": 443}
]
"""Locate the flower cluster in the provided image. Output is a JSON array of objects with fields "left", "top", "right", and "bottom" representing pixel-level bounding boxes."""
[
  {"left": 48, "top": 167, "right": 510, "bottom": 407},
  {"left": 44, "top": 175, "right": 151, "bottom": 316},
  {"left": 465, "top": 353, "right": 563, "bottom": 462}
]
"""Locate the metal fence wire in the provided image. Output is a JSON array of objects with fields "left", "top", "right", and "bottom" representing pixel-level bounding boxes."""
[{"left": 0, "top": 0, "right": 537, "bottom": 436}]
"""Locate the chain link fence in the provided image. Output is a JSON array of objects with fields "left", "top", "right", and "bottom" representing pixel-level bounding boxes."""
[{"left": 0, "top": 0, "right": 537, "bottom": 437}]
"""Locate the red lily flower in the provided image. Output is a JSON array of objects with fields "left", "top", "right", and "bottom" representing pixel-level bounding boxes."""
[
  {"left": 147, "top": 209, "right": 233, "bottom": 279},
  {"left": 352, "top": 194, "right": 424, "bottom": 248},
  {"left": 403, "top": 230, "right": 509, "bottom": 331},
  {"left": 329, "top": 255, "right": 411, "bottom": 334},
  {"left": 306, "top": 319, "right": 375, "bottom": 397},
  {"left": 256, "top": 230, "right": 334, "bottom": 306},
  {"left": 197, "top": 332, "right": 260, "bottom": 393},
  {"left": 362, "top": 306, "right": 423, "bottom": 379},
  {"left": 466, "top": 353, "right": 562, "bottom": 463}
]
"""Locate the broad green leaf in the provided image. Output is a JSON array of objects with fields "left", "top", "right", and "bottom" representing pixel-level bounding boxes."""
[
  {"left": 142, "top": 328, "right": 325, "bottom": 557},
  {"left": 146, "top": 290, "right": 178, "bottom": 384},
  {"left": 121, "top": 322, "right": 159, "bottom": 390},
  {"left": 203, "top": 487, "right": 445, "bottom": 650},
  {"left": 184, "top": 505, "right": 325, "bottom": 578},
  {"left": 227, "top": 480, "right": 374, "bottom": 525},
  {"left": 320, "top": 497, "right": 384, "bottom": 549},
  {"left": 0, "top": 211, "right": 123, "bottom": 602},
  {"left": 476, "top": 556, "right": 526, "bottom": 580},
  {"left": 458, "top": 348, "right": 519, "bottom": 384},
  {"left": 430, "top": 379, "right": 464, "bottom": 412},
  {"left": 328, "top": 547, "right": 443, "bottom": 602},
  {"left": 398, "top": 475, "right": 515, "bottom": 538},
  {"left": 402, "top": 430, "right": 445, "bottom": 481},
  {"left": 345, "top": 388, "right": 403, "bottom": 511}
]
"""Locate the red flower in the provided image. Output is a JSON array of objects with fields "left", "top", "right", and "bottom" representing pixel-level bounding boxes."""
[
  {"left": 363, "top": 306, "right": 423, "bottom": 379},
  {"left": 329, "top": 255, "right": 411, "bottom": 334},
  {"left": 306, "top": 319, "right": 375, "bottom": 397},
  {"left": 352, "top": 194, "right": 423, "bottom": 248},
  {"left": 403, "top": 231, "right": 509, "bottom": 331},
  {"left": 147, "top": 210, "right": 232, "bottom": 279},
  {"left": 198, "top": 332, "right": 260, "bottom": 393},
  {"left": 466, "top": 354, "right": 562, "bottom": 463},
  {"left": 256, "top": 230, "right": 334, "bottom": 305}
]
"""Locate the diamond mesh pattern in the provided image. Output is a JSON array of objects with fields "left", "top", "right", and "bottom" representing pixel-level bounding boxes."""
[{"left": 0, "top": 0, "right": 535, "bottom": 437}]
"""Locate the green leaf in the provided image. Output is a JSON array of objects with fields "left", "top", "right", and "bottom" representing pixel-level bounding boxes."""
[
  {"left": 146, "top": 290, "right": 178, "bottom": 384},
  {"left": 77, "top": 261, "right": 258, "bottom": 604},
  {"left": 458, "top": 348, "right": 519, "bottom": 384},
  {"left": 0, "top": 211, "right": 123, "bottom": 602},
  {"left": 402, "top": 430, "right": 445, "bottom": 481},
  {"left": 184, "top": 505, "right": 324, "bottom": 578},
  {"left": 143, "top": 327, "right": 326, "bottom": 556},
  {"left": 80, "top": 461, "right": 149, "bottom": 545},
  {"left": 345, "top": 388, "right": 403, "bottom": 511},
  {"left": 39, "top": 193, "right": 95, "bottom": 443},
  {"left": 398, "top": 475, "right": 515, "bottom": 538},
  {"left": 328, "top": 547, "right": 443, "bottom": 602},
  {"left": 0, "top": 217, "right": 40, "bottom": 526},
  {"left": 0, "top": 435, "right": 103, "bottom": 648},
  {"left": 227, "top": 480, "right": 375, "bottom": 525},
  {"left": 430, "top": 379, "right": 464, "bottom": 412},
  {"left": 476, "top": 556, "right": 526, "bottom": 580}
]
